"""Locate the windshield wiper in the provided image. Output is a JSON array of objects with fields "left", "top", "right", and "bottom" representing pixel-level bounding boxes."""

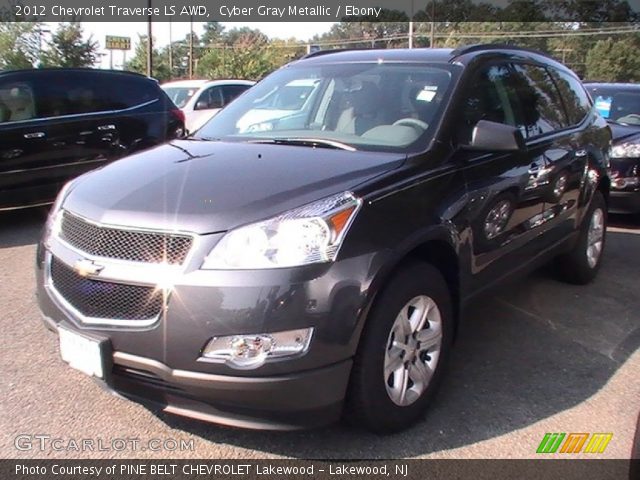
[{"left": 247, "top": 138, "right": 356, "bottom": 151}]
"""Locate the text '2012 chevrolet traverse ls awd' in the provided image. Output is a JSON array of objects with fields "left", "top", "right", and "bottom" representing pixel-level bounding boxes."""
[{"left": 36, "top": 45, "right": 611, "bottom": 433}]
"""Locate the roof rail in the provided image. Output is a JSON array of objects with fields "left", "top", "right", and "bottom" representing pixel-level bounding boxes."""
[
  {"left": 301, "top": 48, "right": 366, "bottom": 60},
  {"left": 451, "top": 43, "right": 555, "bottom": 60},
  {"left": 0, "top": 67, "right": 150, "bottom": 77}
]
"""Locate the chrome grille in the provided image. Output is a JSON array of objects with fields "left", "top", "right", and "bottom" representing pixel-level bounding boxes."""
[
  {"left": 59, "top": 211, "right": 193, "bottom": 265},
  {"left": 50, "top": 257, "right": 163, "bottom": 321}
]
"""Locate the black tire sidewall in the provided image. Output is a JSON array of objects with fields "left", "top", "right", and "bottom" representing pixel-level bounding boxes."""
[
  {"left": 346, "top": 262, "right": 454, "bottom": 433},
  {"left": 557, "top": 191, "right": 607, "bottom": 284}
]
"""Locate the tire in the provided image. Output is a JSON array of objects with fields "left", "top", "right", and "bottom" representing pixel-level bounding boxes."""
[
  {"left": 345, "top": 262, "right": 453, "bottom": 433},
  {"left": 555, "top": 190, "right": 607, "bottom": 285}
]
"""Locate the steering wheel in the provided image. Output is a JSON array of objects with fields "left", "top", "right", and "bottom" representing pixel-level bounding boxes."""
[{"left": 393, "top": 118, "right": 429, "bottom": 132}]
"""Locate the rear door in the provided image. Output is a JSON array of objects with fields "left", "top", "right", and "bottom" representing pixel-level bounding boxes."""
[
  {"left": 510, "top": 63, "right": 590, "bottom": 247},
  {"left": 36, "top": 71, "right": 124, "bottom": 175},
  {"left": 452, "top": 62, "right": 549, "bottom": 289},
  {"left": 0, "top": 72, "right": 53, "bottom": 208}
]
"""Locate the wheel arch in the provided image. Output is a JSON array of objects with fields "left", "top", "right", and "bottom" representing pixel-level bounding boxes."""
[{"left": 361, "top": 230, "right": 462, "bottom": 343}]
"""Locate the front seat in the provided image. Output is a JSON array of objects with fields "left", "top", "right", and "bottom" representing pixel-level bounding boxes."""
[{"left": 335, "top": 82, "right": 382, "bottom": 136}]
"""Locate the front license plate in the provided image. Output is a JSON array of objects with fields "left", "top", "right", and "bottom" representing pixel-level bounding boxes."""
[{"left": 58, "top": 326, "right": 104, "bottom": 379}]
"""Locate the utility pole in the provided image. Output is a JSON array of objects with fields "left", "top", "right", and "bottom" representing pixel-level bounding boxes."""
[
  {"left": 146, "top": 0, "right": 153, "bottom": 77},
  {"left": 430, "top": 0, "right": 436, "bottom": 48},
  {"left": 169, "top": 20, "right": 173, "bottom": 77},
  {"left": 408, "top": 0, "right": 414, "bottom": 49},
  {"left": 189, "top": 17, "right": 194, "bottom": 79},
  {"left": 409, "top": 21, "right": 414, "bottom": 49}
]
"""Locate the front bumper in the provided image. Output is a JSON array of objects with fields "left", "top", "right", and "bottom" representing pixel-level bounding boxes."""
[
  {"left": 36, "top": 228, "right": 381, "bottom": 429},
  {"left": 609, "top": 190, "right": 640, "bottom": 214}
]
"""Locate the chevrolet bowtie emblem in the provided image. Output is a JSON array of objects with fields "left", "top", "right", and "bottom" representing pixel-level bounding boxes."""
[{"left": 74, "top": 259, "right": 104, "bottom": 277}]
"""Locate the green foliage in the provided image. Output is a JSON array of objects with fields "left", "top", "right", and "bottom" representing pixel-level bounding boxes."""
[
  {"left": 585, "top": 38, "right": 640, "bottom": 82},
  {"left": 0, "top": 22, "right": 41, "bottom": 69},
  {"left": 40, "top": 23, "right": 98, "bottom": 68},
  {"left": 124, "top": 34, "right": 171, "bottom": 81},
  {"left": 196, "top": 37, "right": 276, "bottom": 81}
]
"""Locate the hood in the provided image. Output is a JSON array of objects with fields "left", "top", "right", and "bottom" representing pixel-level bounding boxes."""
[
  {"left": 608, "top": 121, "right": 640, "bottom": 144},
  {"left": 64, "top": 139, "right": 405, "bottom": 234}
]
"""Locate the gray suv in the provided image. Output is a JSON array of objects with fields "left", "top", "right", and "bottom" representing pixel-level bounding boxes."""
[{"left": 36, "top": 45, "right": 611, "bottom": 433}]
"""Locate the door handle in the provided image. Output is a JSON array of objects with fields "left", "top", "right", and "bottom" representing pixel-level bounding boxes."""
[
  {"left": 24, "top": 132, "right": 45, "bottom": 139},
  {"left": 575, "top": 149, "right": 587, "bottom": 157},
  {"left": 98, "top": 124, "right": 116, "bottom": 131}
]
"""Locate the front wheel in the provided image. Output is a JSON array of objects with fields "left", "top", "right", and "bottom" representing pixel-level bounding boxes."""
[
  {"left": 555, "top": 190, "right": 607, "bottom": 284},
  {"left": 345, "top": 263, "right": 453, "bottom": 433}
]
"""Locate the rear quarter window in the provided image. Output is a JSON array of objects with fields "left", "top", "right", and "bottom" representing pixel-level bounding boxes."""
[
  {"left": 103, "top": 75, "right": 159, "bottom": 110},
  {"left": 550, "top": 69, "right": 592, "bottom": 125}
]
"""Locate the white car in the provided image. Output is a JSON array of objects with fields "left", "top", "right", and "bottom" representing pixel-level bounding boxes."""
[
  {"left": 162, "top": 79, "right": 255, "bottom": 133},
  {"left": 236, "top": 78, "right": 321, "bottom": 132}
]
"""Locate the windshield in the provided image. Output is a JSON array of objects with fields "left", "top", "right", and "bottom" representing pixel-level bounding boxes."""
[
  {"left": 587, "top": 86, "right": 640, "bottom": 125},
  {"left": 163, "top": 86, "right": 199, "bottom": 108},
  {"left": 195, "top": 63, "right": 456, "bottom": 152}
]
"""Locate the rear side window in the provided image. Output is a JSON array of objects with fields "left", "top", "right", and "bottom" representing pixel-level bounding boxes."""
[
  {"left": 32, "top": 73, "right": 108, "bottom": 118},
  {"left": 511, "top": 63, "right": 568, "bottom": 137},
  {"left": 105, "top": 76, "right": 158, "bottom": 110},
  {"left": 222, "top": 85, "right": 250, "bottom": 105},
  {"left": 550, "top": 69, "right": 592, "bottom": 125}
]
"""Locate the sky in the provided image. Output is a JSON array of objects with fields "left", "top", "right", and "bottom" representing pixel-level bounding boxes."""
[{"left": 44, "top": 22, "right": 336, "bottom": 69}]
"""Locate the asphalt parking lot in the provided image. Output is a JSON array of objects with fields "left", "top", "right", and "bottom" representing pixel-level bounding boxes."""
[{"left": 0, "top": 208, "right": 638, "bottom": 460}]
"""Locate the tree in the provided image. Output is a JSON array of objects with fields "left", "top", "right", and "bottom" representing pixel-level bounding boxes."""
[
  {"left": 40, "top": 22, "right": 98, "bottom": 68},
  {"left": 196, "top": 30, "right": 280, "bottom": 80},
  {"left": 201, "top": 22, "right": 225, "bottom": 46},
  {"left": 585, "top": 38, "right": 640, "bottom": 82},
  {"left": 124, "top": 34, "right": 170, "bottom": 81},
  {"left": 0, "top": 22, "right": 41, "bottom": 70}
]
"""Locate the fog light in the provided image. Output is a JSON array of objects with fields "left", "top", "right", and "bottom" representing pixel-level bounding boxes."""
[
  {"left": 201, "top": 328, "right": 313, "bottom": 369},
  {"left": 611, "top": 176, "right": 640, "bottom": 189}
]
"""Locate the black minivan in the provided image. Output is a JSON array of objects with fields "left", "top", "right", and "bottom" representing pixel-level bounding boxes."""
[
  {"left": 36, "top": 46, "right": 611, "bottom": 433},
  {"left": 0, "top": 68, "right": 185, "bottom": 210}
]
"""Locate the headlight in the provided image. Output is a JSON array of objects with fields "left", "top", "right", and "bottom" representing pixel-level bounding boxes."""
[
  {"left": 202, "top": 191, "right": 361, "bottom": 269},
  {"left": 611, "top": 141, "right": 640, "bottom": 158},
  {"left": 44, "top": 180, "right": 77, "bottom": 245}
]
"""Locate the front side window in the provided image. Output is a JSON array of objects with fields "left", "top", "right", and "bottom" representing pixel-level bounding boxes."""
[
  {"left": 458, "top": 63, "right": 526, "bottom": 143},
  {"left": 195, "top": 63, "right": 457, "bottom": 153}
]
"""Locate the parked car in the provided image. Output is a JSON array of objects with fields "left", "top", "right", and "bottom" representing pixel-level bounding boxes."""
[
  {"left": 585, "top": 83, "right": 640, "bottom": 214},
  {"left": 235, "top": 78, "right": 321, "bottom": 132},
  {"left": 37, "top": 45, "right": 610, "bottom": 433},
  {"left": 0, "top": 68, "right": 185, "bottom": 211},
  {"left": 161, "top": 79, "right": 254, "bottom": 133}
]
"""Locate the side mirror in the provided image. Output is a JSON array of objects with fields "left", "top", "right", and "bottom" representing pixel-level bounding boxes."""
[
  {"left": 467, "top": 120, "right": 525, "bottom": 152},
  {"left": 194, "top": 99, "right": 209, "bottom": 111}
]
